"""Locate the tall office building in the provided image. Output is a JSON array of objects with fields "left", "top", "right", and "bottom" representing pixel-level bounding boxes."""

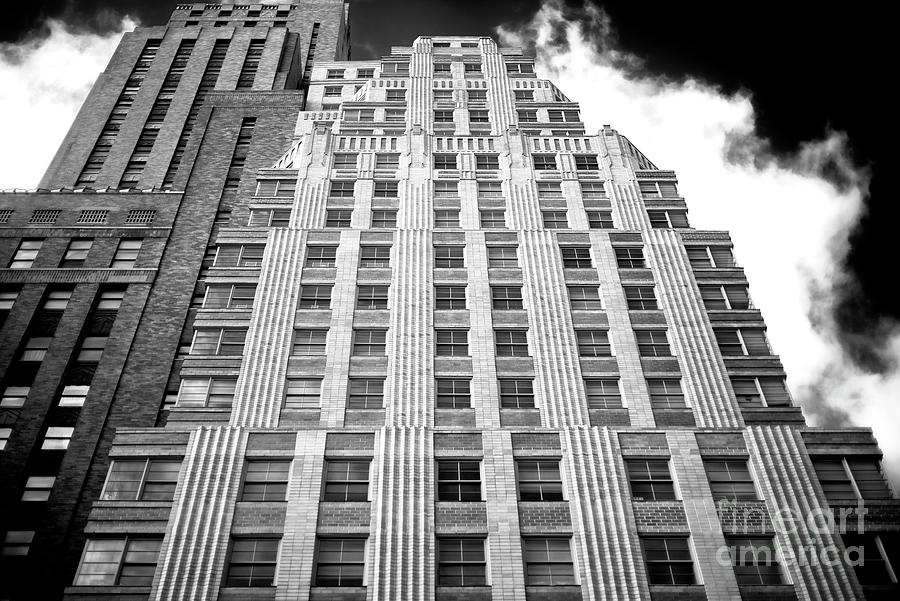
[{"left": 0, "top": 2, "right": 897, "bottom": 600}]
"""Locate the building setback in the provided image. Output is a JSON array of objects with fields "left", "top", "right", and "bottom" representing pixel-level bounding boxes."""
[{"left": 0, "top": 1, "right": 898, "bottom": 600}]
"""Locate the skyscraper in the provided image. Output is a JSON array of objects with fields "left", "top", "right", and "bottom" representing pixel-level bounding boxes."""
[{"left": 1, "top": 2, "right": 897, "bottom": 600}]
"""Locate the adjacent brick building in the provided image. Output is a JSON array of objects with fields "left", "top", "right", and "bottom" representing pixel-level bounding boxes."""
[{"left": 1, "top": 2, "right": 897, "bottom": 600}]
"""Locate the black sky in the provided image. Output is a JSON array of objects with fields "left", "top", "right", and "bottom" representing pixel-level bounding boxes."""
[{"left": 2, "top": 1, "right": 893, "bottom": 372}]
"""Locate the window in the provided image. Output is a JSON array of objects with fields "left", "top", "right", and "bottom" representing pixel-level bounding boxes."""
[
  {"left": 714, "top": 328, "right": 770, "bottom": 356},
  {"left": 435, "top": 286, "right": 466, "bottom": 310},
  {"left": 22, "top": 476, "right": 55, "bottom": 502},
  {"left": 203, "top": 284, "right": 257, "bottom": 309},
  {"left": 333, "top": 153, "right": 358, "bottom": 169},
  {"left": 327, "top": 69, "right": 344, "bottom": 79},
  {"left": 624, "top": 286, "right": 658, "bottom": 310},
  {"left": 730, "top": 376, "right": 791, "bottom": 407},
  {"left": 841, "top": 532, "right": 900, "bottom": 584},
  {"left": 467, "top": 89, "right": 487, "bottom": 103},
  {"left": 487, "top": 246, "right": 518, "bottom": 268},
  {"left": 9, "top": 239, "right": 42, "bottom": 268},
  {"left": 386, "top": 89, "right": 406, "bottom": 101},
  {"left": 353, "top": 329, "right": 387, "bottom": 356},
  {"left": 436, "top": 330, "right": 468, "bottom": 357},
  {"left": 626, "top": 459, "right": 676, "bottom": 500},
  {"left": 109, "top": 239, "right": 142, "bottom": 268},
  {"left": 214, "top": 244, "right": 265, "bottom": 267},
  {"left": 41, "top": 426, "right": 74, "bottom": 450},
  {"left": 254, "top": 179, "right": 296, "bottom": 197},
  {"left": 315, "top": 538, "right": 365, "bottom": 586},
  {"left": 574, "top": 155, "right": 599, "bottom": 170},
  {"left": 357, "top": 68, "right": 374, "bottom": 78},
  {"left": 496, "top": 330, "right": 529, "bottom": 357},
  {"left": 0, "top": 427, "right": 11, "bottom": 450},
  {"left": 584, "top": 379, "right": 622, "bottom": 409},
  {"left": 514, "top": 90, "right": 534, "bottom": 101},
  {"left": 518, "top": 110, "right": 537, "bottom": 122},
  {"left": 523, "top": 538, "right": 576, "bottom": 585},
  {"left": 699, "top": 285, "right": 752, "bottom": 310},
  {"left": 638, "top": 181, "right": 679, "bottom": 198},
  {"left": 568, "top": 286, "right": 602, "bottom": 310},
  {"left": 580, "top": 181, "right": 606, "bottom": 198},
  {"left": 463, "top": 62, "right": 482, "bottom": 74},
  {"left": 96, "top": 288, "right": 124, "bottom": 310},
  {"left": 517, "top": 460, "right": 563, "bottom": 501},
  {"left": 437, "top": 460, "right": 481, "bottom": 501},
  {"left": 480, "top": 210, "right": 506, "bottom": 228},
  {"left": 284, "top": 378, "right": 321, "bottom": 409},
  {"left": 704, "top": 459, "right": 757, "bottom": 501},
  {"left": 374, "top": 181, "right": 398, "bottom": 198},
  {"left": 324, "top": 85, "right": 342, "bottom": 97},
  {"left": 355, "top": 247, "right": 389, "bottom": 269},
  {"left": 560, "top": 247, "right": 591, "bottom": 268},
  {"left": 506, "top": 62, "right": 534, "bottom": 74},
  {"left": 434, "top": 110, "right": 454, "bottom": 123},
  {"left": 357, "top": 285, "right": 389, "bottom": 310},
  {"left": 433, "top": 89, "right": 453, "bottom": 102},
  {"left": 475, "top": 154, "right": 499, "bottom": 170},
  {"left": 434, "top": 246, "right": 464, "bottom": 268},
  {"left": 74, "top": 538, "right": 162, "bottom": 586},
  {"left": 542, "top": 211, "right": 568, "bottom": 229},
  {"left": 615, "top": 247, "right": 646, "bottom": 269},
  {"left": 500, "top": 379, "right": 534, "bottom": 408},
  {"left": 1, "top": 386, "right": 29, "bottom": 409},
  {"left": 225, "top": 538, "right": 279, "bottom": 587},
  {"left": 469, "top": 110, "right": 489, "bottom": 123},
  {"left": 385, "top": 108, "right": 406, "bottom": 122},
  {"left": 381, "top": 61, "right": 409, "bottom": 75},
  {"left": 289, "top": 330, "right": 327, "bottom": 357},
  {"left": 248, "top": 209, "right": 291, "bottom": 227},
  {"left": 812, "top": 456, "right": 892, "bottom": 502},
  {"left": 298, "top": 285, "right": 332, "bottom": 309},
  {"left": 548, "top": 110, "right": 580, "bottom": 122},
  {"left": 375, "top": 153, "right": 399, "bottom": 169},
  {"left": 177, "top": 377, "right": 236, "bottom": 408},
  {"left": 60, "top": 239, "right": 93, "bottom": 267},
  {"left": 726, "top": 536, "right": 785, "bottom": 585},
  {"left": 436, "top": 379, "right": 471, "bottom": 409},
  {"left": 191, "top": 328, "right": 246, "bottom": 356},
  {"left": 101, "top": 458, "right": 181, "bottom": 501},
  {"left": 434, "top": 209, "right": 460, "bottom": 228},
  {"left": 634, "top": 330, "right": 670, "bottom": 357},
  {"left": 647, "top": 378, "right": 686, "bottom": 409},
  {"left": 648, "top": 210, "right": 689, "bottom": 229},
  {"left": 347, "top": 379, "right": 384, "bottom": 409},
  {"left": 492, "top": 286, "right": 523, "bottom": 310},
  {"left": 20, "top": 337, "right": 50, "bottom": 362},
  {"left": 325, "top": 209, "right": 352, "bottom": 228},
  {"left": 434, "top": 154, "right": 457, "bottom": 170},
  {"left": 642, "top": 537, "right": 695, "bottom": 585},
  {"left": 305, "top": 246, "right": 337, "bottom": 269},
  {"left": 329, "top": 180, "right": 355, "bottom": 197},
  {"left": 477, "top": 181, "right": 502, "bottom": 197},
  {"left": 323, "top": 460, "right": 370, "bottom": 502},
  {"left": 686, "top": 246, "right": 736, "bottom": 269},
  {"left": 434, "top": 180, "right": 458, "bottom": 198},
  {"left": 532, "top": 154, "right": 556, "bottom": 170},
  {"left": 371, "top": 210, "right": 397, "bottom": 228},
  {"left": 537, "top": 182, "right": 562, "bottom": 197},
  {"left": 438, "top": 538, "right": 486, "bottom": 586},
  {"left": 576, "top": 330, "right": 612, "bottom": 357},
  {"left": 76, "top": 336, "right": 107, "bottom": 362}
]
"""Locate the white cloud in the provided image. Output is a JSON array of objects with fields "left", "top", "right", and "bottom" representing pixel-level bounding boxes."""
[
  {"left": 499, "top": 2, "right": 900, "bottom": 486},
  {"left": 0, "top": 18, "right": 134, "bottom": 189}
]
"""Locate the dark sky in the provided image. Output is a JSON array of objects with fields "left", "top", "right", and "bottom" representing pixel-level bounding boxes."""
[{"left": 2, "top": 1, "right": 892, "bottom": 373}]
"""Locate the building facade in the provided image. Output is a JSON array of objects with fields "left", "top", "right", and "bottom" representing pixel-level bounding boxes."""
[{"left": 1, "top": 2, "right": 898, "bottom": 600}]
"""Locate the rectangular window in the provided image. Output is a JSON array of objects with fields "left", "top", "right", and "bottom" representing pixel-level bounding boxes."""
[
  {"left": 491, "top": 286, "right": 523, "bottom": 310},
  {"left": 20, "top": 337, "right": 50, "bottom": 362},
  {"left": 381, "top": 62, "right": 409, "bottom": 75},
  {"left": 436, "top": 379, "right": 471, "bottom": 409},
  {"left": 434, "top": 246, "right": 464, "bottom": 268},
  {"left": 386, "top": 89, "right": 406, "bottom": 101},
  {"left": 480, "top": 210, "right": 506, "bottom": 228},
  {"left": 581, "top": 181, "right": 606, "bottom": 198},
  {"left": 495, "top": 330, "right": 529, "bottom": 357},
  {"left": 110, "top": 239, "right": 142, "bottom": 268},
  {"left": 385, "top": 108, "right": 406, "bottom": 122},
  {"left": 475, "top": 154, "right": 499, "bottom": 170},
  {"left": 812, "top": 456, "right": 892, "bottom": 502},
  {"left": 623, "top": 286, "right": 658, "bottom": 311},
  {"left": 518, "top": 110, "right": 538, "bottom": 122},
  {"left": 225, "top": 538, "right": 279, "bottom": 587},
  {"left": 324, "top": 85, "right": 342, "bottom": 97},
  {"left": 699, "top": 285, "right": 752, "bottom": 310},
  {"left": 574, "top": 155, "right": 599, "bottom": 170},
  {"left": 292, "top": 330, "right": 327, "bottom": 356},
  {"left": 433, "top": 89, "right": 453, "bottom": 102},
  {"left": 284, "top": 378, "right": 321, "bottom": 409},
  {"left": 305, "top": 246, "right": 337, "bottom": 269},
  {"left": 568, "top": 286, "right": 602, "bottom": 310},
  {"left": 324, "top": 460, "right": 370, "bottom": 501},
  {"left": 435, "top": 286, "right": 466, "bottom": 310},
  {"left": 102, "top": 458, "right": 181, "bottom": 501},
  {"left": 2, "top": 386, "right": 29, "bottom": 409},
  {"left": 560, "top": 247, "right": 592, "bottom": 268},
  {"left": 434, "top": 110, "right": 454, "bottom": 123},
  {"left": 727, "top": 536, "right": 785, "bottom": 585},
  {"left": 9, "top": 239, "right": 43, "bottom": 268},
  {"left": 213, "top": 244, "right": 265, "bottom": 267},
  {"left": 648, "top": 210, "right": 689, "bottom": 229},
  {"left": 705, "top": 459, "right": 757, "bottom": 501},
  {"left": 327, "top": 69, "right": 344, "bottom": 79},
  {"left": 434, "top": 180, "right": 458, "bottom": 198},
  {"left": 469, "top": 110, "right": 489, "bottom": 123},
  {"left": 477, "top": 181, "right": 502, "bottom": 197},
  {"left": 515, "top": 90, "right": 534, "bottom": 102},
  {"left": 347, "top": 378, "right": 384, "bottom": 409},
  {"left": 584, "top": 378, "right": 622, "bottom": 409},
  {"left": 21, "top": 476, "right": 56, "bottom": 502},
  {"left": 191, "top": 328, "right": 246, "bottom": 356},
  {"left": 626, "top": 459, "right": 676, "bottom": 500},
  {"left": 467, "top": 89, "right": 487, "bottom": 103},
  {"left": 532, "top": 154, "right": 557, "bottom": 170},
  {"left": 517, "top": 460, "right": 563, "bottom": 501},
  {"left": 371, "top": 210, "right": 397, "bottom": 228},
  {"left": 325, "top": 209, "right": 352, "bottom": 228},
  {"left": 500, "top": 379, "right": 535, "bottom": 408},
  {"left": 357, "top": 285, "right": 389, "bottom": 310},
  {"left": 315, "top": 538, "right": 365, "bottom": 586},
  {"left": 74, "top": 538, "right": 163, "bottom": 586},
  {"left": 487, "top": 246, "right": 518, "bottom": 268},
  {"left": 177, "top": 377, "right": 236, "bottom": 408},
  {"left": 329, "top": 180, "right": 355, "bottom": 197},
  {"left": 615, "top": 247, "right": 646, "bottom": 269},
  {"left": 333, "top": 153, "right": 358, "bottom": 169},
  {"left": 248, "top": 209, "right": 291, "bottom": 227},
  {"left": 434, "top": 154, "right": 457, "bottom": 169},
  {"left": 523, "top": 538, "right": 576, "bottom": 585},
  {"left": 642, "top": 537, "right": 695, "bottom": 585},
  {"left": 41, "top": 426, "right": 74, "bottom": 450},
  {"left": 356, "top": 246, "right": 389, "bottom": 269},
  {"left": 542, "top": 211, "right": 568, "bottom": 229},
  {"left": 636, "top": 330, "right": 672, "bottom": 357},
  {"left": 714, "top": 328, "right": 770, "bottom": 356},
  {"left": 730, "top": 376, "right": 791, "bottom": 407},
  {"left": 434, "top": 209, "right": 460, "bottom": 228},
  {"left": 647, "top": 378, "right": 686, "bottom": 409},
  {"left": 436, "top": 329, "right": 469, "bottom": 357},
  {"left": 76, "top": 336, "right": 107, "bottom": 362},
  {"left": 353, "top": 330, "right": 387, "bottom": 356},
  {"left": 639, "top": 181, "right": 679, "bottom": 198},
  {"left": 437, "top": 460, "right": 481, "bottom": 501},
  {"left": 357, "top": 68, "right": 374, "bottom": 78},
  {"left": 203, "top": 284, "right": 257, "bottom": 309},
  {"left": 298, "top": 285, "right": 332, "bottom": 309},
  {"left": 60, "top": 239, "right": 93, "bottom": 267},
  {"left": 374, "top": 181, "right": 398, "bottom": 198},
  {"left": 375, "top": 153, "right": 399, "bottom": 169},
  {"left": 686, "top": 246, "right": 736, "bottom": 269},
  {"left": 537, "top": 182, "right": 562, "bottom": 197},
  {"left": 841, "top": 532, "right": 900, "bottom": 585},
  {"left": 463, "top": 62, "right": 482, "bottom": 73},
  {"left": 438, "top": 538, "right": 487, "bottom": 586},
  {"left": 577, "top": 330, "right": 612, "bottom": 357}
]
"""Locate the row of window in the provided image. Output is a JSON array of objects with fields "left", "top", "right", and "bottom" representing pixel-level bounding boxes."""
[
  {"left": 0, "top": 208, "right": 155, "bottom": 225},
  {"left": 7, "top": 238, "right": 142, "bottom": 269}
]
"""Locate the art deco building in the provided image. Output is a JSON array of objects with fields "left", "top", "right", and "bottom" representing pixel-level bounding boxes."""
[{"left": 1, "top": 2, "right": 898, "bottom": 600}]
